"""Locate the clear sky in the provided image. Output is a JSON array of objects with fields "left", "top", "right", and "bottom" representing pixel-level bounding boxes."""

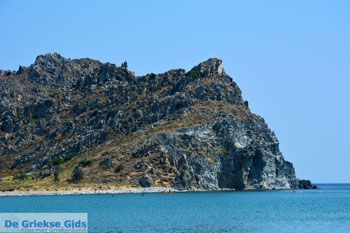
[{"left": 0, "top": 0, "right": 349, "bottom": 183}]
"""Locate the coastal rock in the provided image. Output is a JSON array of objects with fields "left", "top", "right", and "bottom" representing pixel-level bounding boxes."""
[
  {"left": 298, "top": 179, "right": 318, "bottom": 189},
  {"left": 139, "top": 174, "right": 153, "bottom": 188},
  {"left": 0, "top": 53, "right": 314, "bottom": 191}
]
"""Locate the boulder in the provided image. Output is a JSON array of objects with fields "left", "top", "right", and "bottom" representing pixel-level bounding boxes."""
[
  {"left": 139, "top": 174, "right": 153, "bottom": 188},
  {"left": 298, "top": 179, "right": 318, "bottom": 189}
]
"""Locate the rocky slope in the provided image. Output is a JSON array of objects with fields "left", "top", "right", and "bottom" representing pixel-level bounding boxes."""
[{"left": 0, "top": 53, "right": 316, "bottom": 192}]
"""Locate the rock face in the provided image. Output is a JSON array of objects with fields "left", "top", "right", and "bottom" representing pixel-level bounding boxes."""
[{"left": 0, "top": 53, "right": 314, "bottom": 191}]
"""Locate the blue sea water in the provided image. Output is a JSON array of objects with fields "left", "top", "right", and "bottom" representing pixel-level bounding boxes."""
[{"left": 0, "top": 184, "right": 349, "bottom": 233}]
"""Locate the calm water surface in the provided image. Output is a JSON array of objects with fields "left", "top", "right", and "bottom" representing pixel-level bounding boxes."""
[{"left": 0, "top": 184, "right": 349, "bottom": 233}]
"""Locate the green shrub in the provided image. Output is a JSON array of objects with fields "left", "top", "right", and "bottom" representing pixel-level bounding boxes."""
[
  {"left": 53, "top": 165, "right": 61, "bottom": 182},
  {"left": 186, "top": 69, "right": 201, "bottom": 79},
  {"left": 52, "top": 157, "right": 65, "bottom": 165},
  {"left": 13, "top": 173, "right": 28, "bottom": 181},
  {"left": 79, "top": 159, "right": 92, "bottom": 167},
  {"left": 51, "top": 152, "right": 79, "bottom": 165},
  {"left": 71, "top": 166, "right": 84, "bottom": 182},
  {"left": 64, "top": 152, "right": 79, "bottom": 162},
  {"left": 114, "top": 164, "right": 124, "bottom": 173}
]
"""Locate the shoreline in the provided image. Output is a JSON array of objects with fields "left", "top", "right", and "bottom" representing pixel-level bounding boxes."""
[
  {"left": 0, "top": 186, "right": 302, "bottom": 197},
  {"left": 0, "top": 187, "right": 182, "bottom": 197}
]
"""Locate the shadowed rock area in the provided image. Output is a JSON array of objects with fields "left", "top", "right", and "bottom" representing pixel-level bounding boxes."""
[{"left": 0, "top": 53, "right": 315, "bottom": 191}]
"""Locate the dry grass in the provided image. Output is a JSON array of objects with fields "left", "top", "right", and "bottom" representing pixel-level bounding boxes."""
[{"left": 0, "top": 100, "right": 249, "bottom": 192}]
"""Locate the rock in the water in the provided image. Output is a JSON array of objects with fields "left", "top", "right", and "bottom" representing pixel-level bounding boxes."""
[{"left": 298, "top": 179, "right": 318, "bottom": 189}]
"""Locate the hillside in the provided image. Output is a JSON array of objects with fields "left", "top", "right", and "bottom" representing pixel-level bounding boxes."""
[{"left": 0, "top": 54, "right": 316, "bottom": 193}]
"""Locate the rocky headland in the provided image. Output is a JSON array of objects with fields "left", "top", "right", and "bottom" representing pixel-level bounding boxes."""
[{"left": 0, "top": 53, "right": 316, "bottom": 195}]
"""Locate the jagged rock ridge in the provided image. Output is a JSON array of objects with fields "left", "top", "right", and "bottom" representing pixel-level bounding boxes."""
[{"left": 0, "top": 53, "right": 315, "bottom": 191}]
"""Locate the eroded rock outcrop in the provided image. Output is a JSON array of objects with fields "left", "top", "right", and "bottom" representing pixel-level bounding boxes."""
[{"left": 0, "top": 53, "right": 314, "bottom": 191}]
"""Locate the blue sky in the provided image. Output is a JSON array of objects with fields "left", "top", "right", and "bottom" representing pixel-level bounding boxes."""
[{"left": 0, "top": 0, "right": 349, "bottom": 183}]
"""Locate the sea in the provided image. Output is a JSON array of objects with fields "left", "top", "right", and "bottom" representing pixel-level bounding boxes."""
[{"left": 0, "top": 184, "right": 349, "bottom": 233}]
